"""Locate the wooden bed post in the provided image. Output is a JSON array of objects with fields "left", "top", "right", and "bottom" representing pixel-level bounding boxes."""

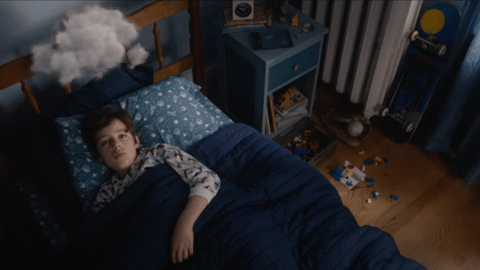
[
  {"left": 153, "top": 23, "right": 164, "bottom": 69},
  {"left": 20, "top": 81, "right": 40, "bottom": 115},
  {"left": 188, "top": 0, "right": 206, "bottom": 93},
  {"left": 64, "top": 84, "right": 72, "bottom": 96}
]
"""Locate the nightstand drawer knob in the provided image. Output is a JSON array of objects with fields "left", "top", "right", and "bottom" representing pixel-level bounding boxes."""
[{"left": 293, "top": 64, "right": 299, "bottom": 71}]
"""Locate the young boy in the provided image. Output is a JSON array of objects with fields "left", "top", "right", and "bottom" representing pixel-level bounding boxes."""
[{"left": 81, "top": 107, "right": 221, "bottom": 264}]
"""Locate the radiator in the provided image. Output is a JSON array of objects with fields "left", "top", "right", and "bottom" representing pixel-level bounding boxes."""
[{"left": 302, "top": 0, "right": 423, "bottom": 118}]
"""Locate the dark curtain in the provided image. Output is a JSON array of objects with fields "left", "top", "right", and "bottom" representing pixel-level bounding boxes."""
[{"left": 422, "top": 2, "right": 480, "bottom": 185}]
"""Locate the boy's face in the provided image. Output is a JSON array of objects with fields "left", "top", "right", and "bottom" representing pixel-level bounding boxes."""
[{"left": 94, "top": 119, "right": 140, "bottom": 177}]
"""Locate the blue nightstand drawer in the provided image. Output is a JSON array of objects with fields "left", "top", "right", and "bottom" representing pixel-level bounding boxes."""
[{"left": 268, "top": 42, "right": 321, "bottom": 91}]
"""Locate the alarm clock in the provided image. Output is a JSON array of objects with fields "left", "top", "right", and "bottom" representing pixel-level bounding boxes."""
[{"left": 232, "top": 0, "right": 254, "bottom": 20}]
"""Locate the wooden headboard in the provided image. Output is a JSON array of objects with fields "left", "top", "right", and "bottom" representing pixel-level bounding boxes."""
[{"left": 0, "top": 0, "right": 205, "bottom": 115}]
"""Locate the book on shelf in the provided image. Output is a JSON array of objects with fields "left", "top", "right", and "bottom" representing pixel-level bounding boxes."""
[
  {"left": 265, "top": 110, "right": 271, "bottom": 135},
  {"left": 268, "top": 95, "right": 277, "bottom": 133},
  {"left": 276, "top": 113, "right": 307, "bottom": 129},
  {"left": 275, "top": 105, "right": 308, "bottom": 122},
  {"left": 274, "top": 87, "right": 308, "bottom": 115}
]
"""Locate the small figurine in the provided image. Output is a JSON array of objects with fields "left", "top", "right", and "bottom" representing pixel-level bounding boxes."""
[
  {"left": 291, "top": 12, "right": 298, "bottom": 26},
  {"left": 266, "top": 8, "right": 273, "bottom": 28},
  {"left": 302, "top": 23, "right": 310, "bottom": 33}
]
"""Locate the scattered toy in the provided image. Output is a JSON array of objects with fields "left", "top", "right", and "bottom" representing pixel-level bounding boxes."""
[
  {"left": 359, "top": 150, "right": 365, "bottom": 155},
  {"left": 366, "top": 198, "right": 372, "bottom": 203},
  {"left": 374, "top": 156, "right": 383, "bottom": 162},
  {"left": 361, "top": 165, "right": 365, "bottom": 172},
  {"left": 364, "top": 158, "right": 373, "bottom": 165},
  {"left": 390, "top": 195, "right": 399, "bottom": 201},
  {"left": 330, "top": 160, "right": 366, "bottom": 189},
  {"left": 372, "top": 191, "right": 377, "bottom": 199},
  {"left": 343, "top": 167, "right": 353, "bottom": 178},
  {"left": 375, "top": 162, "right": 378, "bottom": 166},
  {"left": 366, "top": 178, "right": 374, "bottom": 184},
  {"left": 302, "top": 130, "right": 312, "bottom": 137},
  {"left": 383, "top": 157, "right": 389, "bottom": 164},
  {"left": 329, "top": 171, "right": 342, "bottom": 181}
]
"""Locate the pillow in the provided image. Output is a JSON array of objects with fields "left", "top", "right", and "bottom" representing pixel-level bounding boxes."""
[
  {"left": 55, "top": 76, "right": 233, "bottom": 211},
  {"left": 65, "top": 63, "right": 153, "bottom": 116}
]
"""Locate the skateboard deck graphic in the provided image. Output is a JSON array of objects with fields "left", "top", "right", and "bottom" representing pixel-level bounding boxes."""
[{"left": 380, "top": 2, "right": 461, "bottom": 143}]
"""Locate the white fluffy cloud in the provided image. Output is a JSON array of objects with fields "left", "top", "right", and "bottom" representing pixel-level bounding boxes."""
[{"left": 31, "top": 5, "right": 149, "bottom": 85}]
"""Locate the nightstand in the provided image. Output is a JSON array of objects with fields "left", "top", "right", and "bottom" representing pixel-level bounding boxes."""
[{"left": 217, "top": 5, "right": 328, "bottom": 138}]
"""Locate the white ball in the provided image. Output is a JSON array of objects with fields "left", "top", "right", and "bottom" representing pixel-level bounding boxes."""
[{"left": 346, "top": 120, "right": 364, "bottom": 137}]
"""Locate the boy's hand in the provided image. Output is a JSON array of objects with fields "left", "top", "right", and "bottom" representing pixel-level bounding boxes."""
[
  {"left": 171, "top": 222, "right": 194, "bottom": 264},
  {"left": 171, "top": 195, "right": 208, "bottom": 264}
]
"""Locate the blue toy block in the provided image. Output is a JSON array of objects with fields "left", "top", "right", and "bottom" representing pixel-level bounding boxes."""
[
  {"left": 372, "top": 191, "right": 377, "bottom": 199},
  {"left": 364, "top": 158, "right": 373, "bottom": 165},
  {"left": 366, "top": 178, "right": 374, "bottom": 183},
  {"left": 294, "top": 147, "right": 309, "bottom": 157},
  {"left": 390, "top": 195, "right": 399, "bottom": 201},
  {"left": 334, "top": 168, "right": 344, "bottom": 175},
  {"left": 329, "top": 171, "right": 342, "bottom": 181},
  {"left": 346, "top": 181, "right": 353, "bottom": 187},
  {"left": 383, "top": 158, "right": 389, "bottom": 164}
]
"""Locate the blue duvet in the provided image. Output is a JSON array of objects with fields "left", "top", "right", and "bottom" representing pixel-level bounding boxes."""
[{"left": 66, "top": 123, "right": 426, "bottom": 270}]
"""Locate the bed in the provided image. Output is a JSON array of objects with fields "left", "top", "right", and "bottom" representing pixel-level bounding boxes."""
[{"left": 0, "top": 1, "right": 426, "bottom": 269}]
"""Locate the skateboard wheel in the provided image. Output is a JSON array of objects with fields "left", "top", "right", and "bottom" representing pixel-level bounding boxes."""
[
  {"left": 380, "top": 107, "right": 389, "bottom": 117},
  {"left": 404, "top": 122, "right": 414, "bottom": 133},
  {"left": 407, "top": 30, "right": 418, "bottom": 41},
  {"left": 435, "top": 44, "right": 447, "bottom": 56}
]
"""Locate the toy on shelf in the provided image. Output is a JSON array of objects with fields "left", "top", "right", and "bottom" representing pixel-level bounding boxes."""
[{"left": 329, "top": 160, "right": 366, "bottom": 189}]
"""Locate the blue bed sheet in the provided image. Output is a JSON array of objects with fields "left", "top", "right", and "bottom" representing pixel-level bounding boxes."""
[{"left": 63, "top": 123, "right": 426, "bottom": 270}]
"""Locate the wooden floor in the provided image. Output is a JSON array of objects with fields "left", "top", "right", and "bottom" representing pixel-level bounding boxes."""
[{"left": 313, "top": 85, "right": 480, "bottom": 270}]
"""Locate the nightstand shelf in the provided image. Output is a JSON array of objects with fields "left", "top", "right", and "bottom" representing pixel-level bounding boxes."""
[{"left": 217, "top": 5, "right": 328, "bottom": 138}]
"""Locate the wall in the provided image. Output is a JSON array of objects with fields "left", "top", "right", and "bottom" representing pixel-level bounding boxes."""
[{"left": 0, "top": 0, "right": 232, "bottom": 140}]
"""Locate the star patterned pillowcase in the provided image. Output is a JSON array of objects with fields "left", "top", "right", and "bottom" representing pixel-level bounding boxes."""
[{"left": 55, "top": 76, "right": 233, "bottom": 211}]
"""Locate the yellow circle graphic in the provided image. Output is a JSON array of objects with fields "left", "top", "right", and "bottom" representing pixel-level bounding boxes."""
[{"left": 420, "top": 9, "right": 445, "bottom": 34}]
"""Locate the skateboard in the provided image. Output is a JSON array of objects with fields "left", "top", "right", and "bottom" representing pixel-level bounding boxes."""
[{"left": 380, "top": 2, "right": 461, "bottom": 143}]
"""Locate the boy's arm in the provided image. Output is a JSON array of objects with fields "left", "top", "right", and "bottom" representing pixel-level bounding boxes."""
[
  {"left": 161, "top": 144, "right": 221, "bottom": 203},
  {"left": 159, "top": 144, "right": 221, "bottom": 263},
  {"left": 171, "top": 195, "right": 207, "bottom": 264}
]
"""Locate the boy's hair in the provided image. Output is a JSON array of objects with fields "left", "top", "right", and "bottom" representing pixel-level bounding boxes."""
[{"left": 81, "top": 107, "right": 138, "bottom": 156}]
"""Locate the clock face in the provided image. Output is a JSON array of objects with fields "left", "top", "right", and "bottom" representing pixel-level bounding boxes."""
[{"left": 235, "top": 3, "right": 252, "bottom": 18}]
